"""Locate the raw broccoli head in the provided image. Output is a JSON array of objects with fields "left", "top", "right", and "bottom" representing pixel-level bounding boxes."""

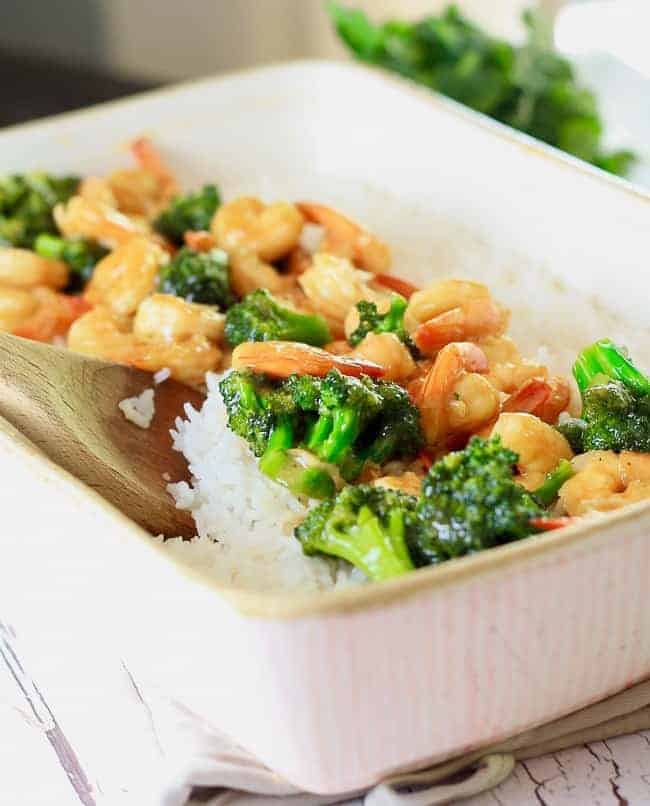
[
  {"left": 153, "top": 184, "right": 220, "bottom": 244},
  {"left": 558, "top": 339, "right": 650, "bottom": 453},
  {"left": 220, "top": 368, "right": 424, "bottom": 496},
  {"left": 348, "top": 294, "right": 412, "bottom": 349},
  {"left": 158, "top": 246, "right": 236, "bottom": 309},
  {"left": 295, "top": 484, "right": 416, "bottom": 581},
  {"left": 34, "top": 233, "right": 107, "bottom": 292},
  {"left": 0, "top": 172, "right": 79, "bottom": 247},
  {"left": 225, "top": 289, "right": 331, "bottom": 347},
  {"left": 410, "top": 436, "right": 543, "bottom": 566}
]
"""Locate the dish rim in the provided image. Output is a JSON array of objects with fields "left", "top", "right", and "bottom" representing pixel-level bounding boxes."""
[{"left": 3, "top": 59, "right": 649, "bottom": 619}]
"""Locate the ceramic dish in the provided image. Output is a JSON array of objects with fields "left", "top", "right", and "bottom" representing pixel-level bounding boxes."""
[{"left": 1, "top": 61, "right": 649, "bottom": 793}]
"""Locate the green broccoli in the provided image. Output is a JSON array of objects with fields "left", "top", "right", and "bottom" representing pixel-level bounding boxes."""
[
  {"left": 153, "top": 184, "right": 220, "bottom": 244},
  {"left": 219, "top": 368, "right": 424, "bottom": 496},
  {"left": 225, "top": 289, "right": 331, "bottom": 347},
  {"left": 348, "top": 294, "right": 412, "bottom": 349},
  {"left": 532, "top": 458, "right": 574, "bottom": 507},
  {"left": 558, "top": 339, "right": 650, "bottom": 453},
  {"left": 295, "top": 484, "right": 416, "bottom": 581},
  {"left": 158, "top": 246, "right": 236, "bottom": 309},
  {"left": 34, "top": 233, "right": 107, "bottom": 292},
  {"left": 0, "top": 172, "right": 79, "bottom": 248},
  {"left": 328, "top": 3, "right": 636, "bottom": 176},
  {"left": 409, "top": 436, "right": 543, "bottom": 566}
]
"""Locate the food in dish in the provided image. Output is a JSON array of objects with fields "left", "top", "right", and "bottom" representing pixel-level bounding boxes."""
[{"left": 1, "top": 138, "right": 648, "bottom": 591}]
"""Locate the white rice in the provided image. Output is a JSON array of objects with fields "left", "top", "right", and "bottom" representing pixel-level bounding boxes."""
[
  {"left": 165, "top": 374, "right": 363, "bottom": 593},
  {"left": 153, "top": 367, "right": 171, "bottom": 385},
  {"left": 119, "top": 388, "right": 155, "bottom": 429}
]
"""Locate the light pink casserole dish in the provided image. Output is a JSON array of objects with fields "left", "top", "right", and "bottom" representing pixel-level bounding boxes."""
[{"left": 1, "top": 62, "right": 649, "bottom": 794}]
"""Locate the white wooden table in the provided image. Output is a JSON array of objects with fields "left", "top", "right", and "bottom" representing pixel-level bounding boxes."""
[{"left": 3, "top": 618, "right": 650, "bottom": 805}]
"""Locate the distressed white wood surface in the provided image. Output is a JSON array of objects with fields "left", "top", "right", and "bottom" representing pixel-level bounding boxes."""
[{"left": 3, "top": 617, "right": 650, "bottom": 806}]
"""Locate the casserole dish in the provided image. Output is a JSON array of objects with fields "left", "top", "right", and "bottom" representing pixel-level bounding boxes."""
[{"left": 1, "top": 61, "right": 649, "bottom": 794}]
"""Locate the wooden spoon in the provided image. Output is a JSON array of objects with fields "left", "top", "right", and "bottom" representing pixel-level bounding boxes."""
[{"left": 0, "top": 333, "right": 204, "bottom": 538}]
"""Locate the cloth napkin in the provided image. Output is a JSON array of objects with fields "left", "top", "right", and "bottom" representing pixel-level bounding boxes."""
[{"left": 149, "top": 678, "right": 650, "bottom": 806}]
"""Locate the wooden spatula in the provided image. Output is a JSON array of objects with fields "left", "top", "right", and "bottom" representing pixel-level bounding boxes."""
[{"left": 0, "top": 333, "right": 204, "bottom": 538}]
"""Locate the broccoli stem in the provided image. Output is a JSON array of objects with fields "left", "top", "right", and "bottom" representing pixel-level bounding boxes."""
[
  {"left": 532, "top": 458, "right": 574, "bottom": 507},
  {"left": 330, "top": 505, "right": 414, "bottom": 581},
  {"left": 317, "top": 408, "right": 361, "bottom": 463},
  {"left": 280, "top": 308, "right": 332, "bottom": 346},
  {"left": 34, "top": 232, "right": 65, "bottom": 259},
  {"left": 574, "top": 339, "right": 650, "bottom": 396},
  {"left": 260, "top": 418, "right": 335, "bottom": 499}
]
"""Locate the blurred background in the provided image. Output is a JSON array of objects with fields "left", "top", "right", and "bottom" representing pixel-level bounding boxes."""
[{"left": 1, "top": 0, "right": 648, "bottom": 181}]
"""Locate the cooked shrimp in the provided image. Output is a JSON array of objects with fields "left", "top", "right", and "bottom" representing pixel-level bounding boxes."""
[
  {"left": 212, "top": 197, "right": 303, "bottom": 297},
  {"left": 231, "top": 340, "right": 384, "bottom": 380},
  {"left": 0, "top": 286, "right": 39, "bottom": 332},
  {"left": 559, "top": 451, "right": 650, "bottom": 516},
  {"left": 372, "top": 472, "right": 422, "bottom": 497},
  {"left": 284, "top": 245, "right": 312, "bottom": 276},
  {"left": 296, "top": 202, "right": 391, "bottom": 274},
  {"left": 107, "top": 138, "right": 178, "bottom": 219},
  {"left": 503, "top": 376, "right": 571, "bottom": 424},
  {"left": 133, "top": 294, "right": 225, "bottom": 343},
  {"left": 212, "top": 197, "right": 303, "bottom": 262},
  {"left": 405, "top": 280, "right": 509, "bottom": 354},
  {"left": 12, "top": 287, "right": 90, "bottom": 342},
  {"left": 84, "top": 236, "right": 167, "bottom": 316},
  {"left": 480, "top": 335, "right": 547, "bottom": 394},
  {"left": 373, "top": 273, "right": 419, "bottom": 299},
  {"left": 351, "top": 332, "right": 416, "bottom": 382},
  {"left": 68, "top": 304, "right": 221, "bottom": 386},
  {"left": 78, "top": 176, "right": 118, "bottom": 208},
  {"left": 54, "top": 196, "right": 146, "bottom": 249},
  {"left": 299, "top": 253, "right": 387, "bottom": 338},
  {"left": 415, "top": 342, "right": 497, "bottom": 447},
  {"left": 491, "top": 412, "right": 574, "bottom": 490},
  {"left": 0, "top": 248, "right": 68, "bottom": 290}
]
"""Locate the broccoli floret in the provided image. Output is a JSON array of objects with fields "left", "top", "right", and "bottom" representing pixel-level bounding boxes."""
[
  {"left": 220, "top": 368, "right": 424, "bottom": 496},
  {"left": 295, "top": 484, "right": 416, "bottom": 581},
  {"left": 0, "top": 172, "right": 79, "bottom": 248},
  {"left": 158, "top": 247, "right": 235, "bottom": 309},
  {"left": 532, "top": 458, "right": 574, "bottom": 507},
  {"left": 409, "top": 436, "right": 543, "bottom": 566},
  {"left": 360, "top": 379, "right": 424, "bottom": 465},
  {"left": 153, "top": 184, "right": 220, "bottom": 244},
  {"left": 225, "top": 289, "right": 331, "bottom": 347},
  {"left": 348, "top": 294, "right": 412, "bottom": 348},
  {"left": 34, "top": 233, "right": 107, "bottom": 292},
  {"left": 218, "top": 371, "right": 276, "bottom": 457},
  {"left": 559, "top": 339, "right": 650, "bottom": 453}
]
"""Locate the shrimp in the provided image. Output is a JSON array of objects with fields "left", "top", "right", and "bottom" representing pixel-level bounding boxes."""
[
  {"left": 212, "top": 197, "right": 303, "bottom": 296},
  {"left": 78, "top": 176, "right": 118, "bottom": 208},
  {"left": 372, "top": 472, "right": 422, "bottom": 497},
  {"left": 0, "top": 286, "right": 39, "bottom": 332},
  {"left": 373, "top": 273, "right": 419, "bottom": 299},
  {"left": 480, "top": 335, "right": 547, "bottom": 394},
  {"left": 296, "top": 202, "right": 391, "bottom": 274},
  {"left": 405, "top": 280, "right": 509, "bottom": 354},
  {"left": 411, "top": 289, "right": 509, "bottom": 356},
  {"left": 12, "top": 287, "right": 90, "bottom": 342},
  {"left": 299, "top": 253, "right": 387, "bottom": 338},
  {"left": 107, "top": 138, "right": 178, "bottom": 219},
  {"left": 133, "top": 294, "right": 225, "bottom": 344},
  {"left": 414, "top": 342, "right": 498, "bottom": 447},
  {"left": 68, "top": 304, "right": 221, "bottom": 386},
  {"left": 84, "top": 236, "right": 167, "bottom": 317},
  {"left": 503, "top": 376, "right": 571, "bottom": 424},
  {"left": 212, "top": 197, "right": 303, "bottom": 262},
  {"left": 54, "top": 195, "right": 146, "bottom": 249},
  {"left": 0, "top": 248, "right": 68, "bottom": 290},
  {"left": 559, "top": 451, "right": 650, "bottom": 517},
  {"left": 491, "top": 412, "right": 574, "bottom": 490},
  {"left": 351, "top": 332, "right": 416, "bottom": 382},
  {"left": 231, "top": 340, "right": 384, "bottom": 380}
]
